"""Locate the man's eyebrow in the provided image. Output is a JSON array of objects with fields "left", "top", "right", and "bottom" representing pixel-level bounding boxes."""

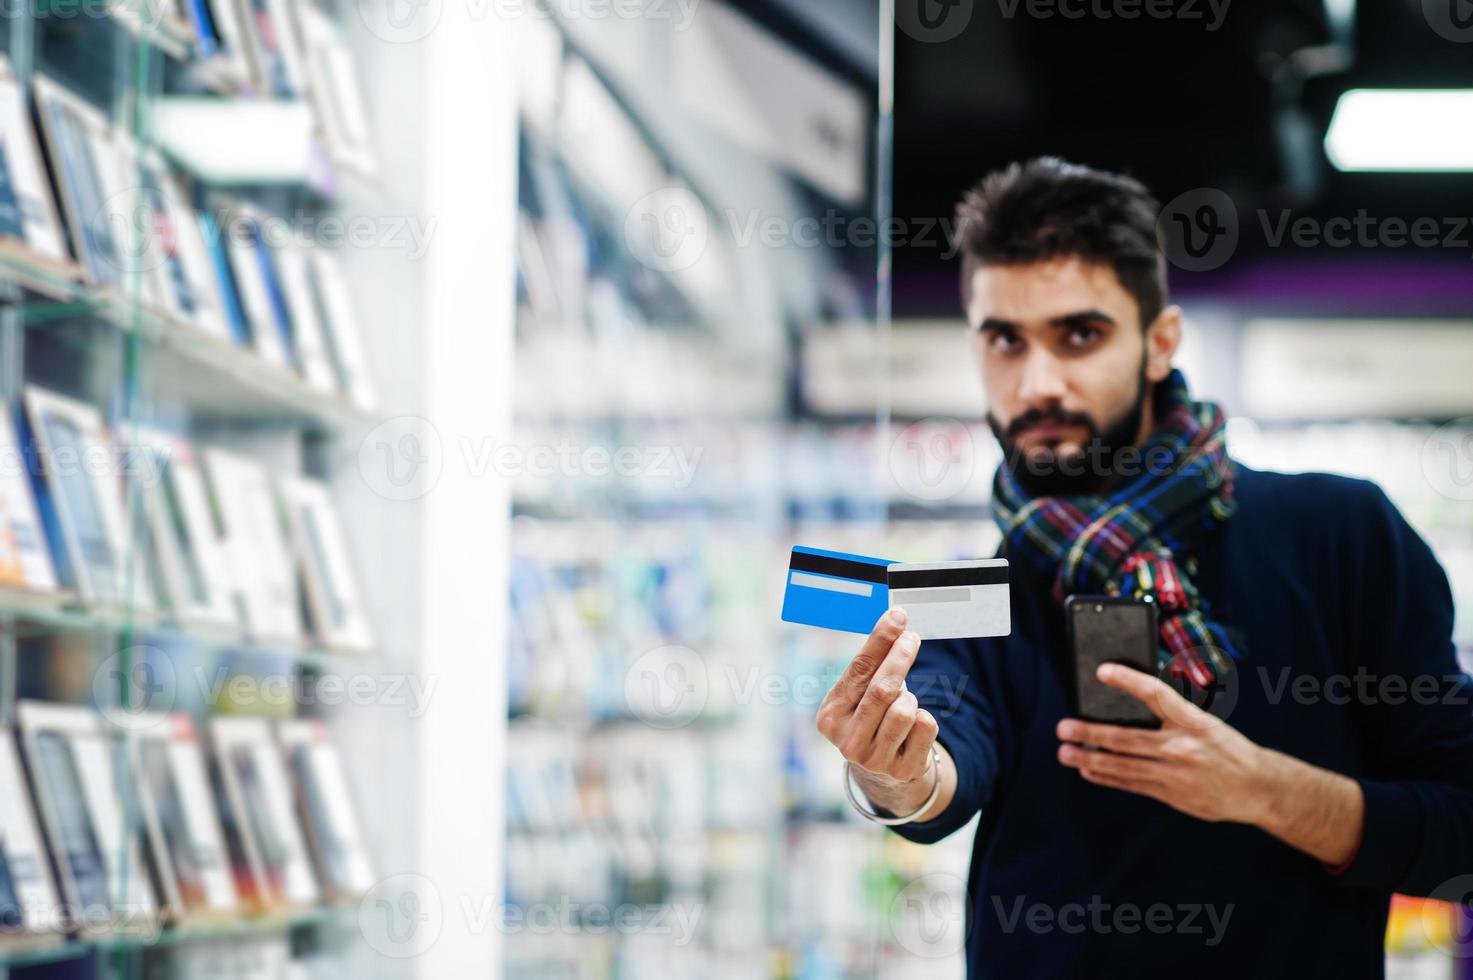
[
  {"left": 978, "top": 317, "right": 1019, "bottom": 333},
  {"left": 976, "top": 311, "right": 1116, "bottom": 333},
  {"left": 1050, "top": 310, "right": 1117, "bottom": 329}
]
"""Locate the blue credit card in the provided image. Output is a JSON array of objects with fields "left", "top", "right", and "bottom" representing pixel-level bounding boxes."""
[{"left": 781, "top": 546, "right": 896, "bottom": 635}]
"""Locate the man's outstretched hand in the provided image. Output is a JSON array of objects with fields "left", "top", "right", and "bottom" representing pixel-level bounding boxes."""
[{"left": 816, "top": 608, "right": 956, "bottom": 822}]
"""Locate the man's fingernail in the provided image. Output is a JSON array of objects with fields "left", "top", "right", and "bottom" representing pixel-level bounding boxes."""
[
  {"left": 1097, "top": 664, "right": 1115, "bottom": 680},
  {"left": 890, "top": 608, "right": 907, "bottom": 626},
  {"left": 1057, "top": 721, "right": 1077, "bottom": 740}
]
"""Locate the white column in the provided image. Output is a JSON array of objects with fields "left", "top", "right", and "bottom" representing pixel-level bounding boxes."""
[{"left": 416, "top": 6, "right": 518, "bottom": 978}]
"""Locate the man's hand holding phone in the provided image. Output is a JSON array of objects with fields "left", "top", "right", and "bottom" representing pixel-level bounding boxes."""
[{"left": 816, "top": 607, "right": 956, "bottom": 823}]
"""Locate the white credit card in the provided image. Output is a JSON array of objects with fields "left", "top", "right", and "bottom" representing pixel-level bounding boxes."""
[{"left": 887, "top": 559, "right": 1011, "bottom": 640}]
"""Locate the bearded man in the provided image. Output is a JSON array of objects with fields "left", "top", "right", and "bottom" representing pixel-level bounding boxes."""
[{"left": 814, "top": 158, "right": 1473, "bottom": 978}]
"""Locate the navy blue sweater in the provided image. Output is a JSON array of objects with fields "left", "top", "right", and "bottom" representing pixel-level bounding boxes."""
[{"left": 894, "top": 464, "right": 1473, "bottom": 978}]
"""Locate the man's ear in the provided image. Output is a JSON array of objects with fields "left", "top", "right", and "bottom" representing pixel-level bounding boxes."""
[{"left": 1144, "top": 305, "right": 1183, "bottom": 383}]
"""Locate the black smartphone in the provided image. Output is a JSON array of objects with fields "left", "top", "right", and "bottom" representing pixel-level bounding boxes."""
[{"left": 1065, "top": 595, "right": 1161, "bottom": 729}]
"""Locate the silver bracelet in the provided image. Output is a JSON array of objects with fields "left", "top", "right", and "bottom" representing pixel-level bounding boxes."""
[{"left": 843, "top": 744, "right": 943, "bottom": 826}]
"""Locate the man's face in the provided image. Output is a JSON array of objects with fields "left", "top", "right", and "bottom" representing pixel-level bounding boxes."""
[{"left": 966, "top": 256, "right": 1176, "bottom": 496}]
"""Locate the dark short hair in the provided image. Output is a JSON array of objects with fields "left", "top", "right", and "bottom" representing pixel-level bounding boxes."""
[{"left": 954, "top": 157, "right": 1167, "bottom": 328}]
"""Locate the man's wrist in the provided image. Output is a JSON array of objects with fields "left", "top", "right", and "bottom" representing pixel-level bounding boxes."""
[
  {"left": 1243, "top": 744, "right": 1287, "bottom": 831},
  {"left": 852, "top": 750, "right": 942, "bottom": 816},
  {"left": 1241, "top": 745, "right": 1365, "bottom": 867}
]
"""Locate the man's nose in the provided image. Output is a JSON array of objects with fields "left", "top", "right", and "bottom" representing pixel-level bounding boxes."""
[{"left": 1017, "top": 347, "right": 1068, "bottom": 405}]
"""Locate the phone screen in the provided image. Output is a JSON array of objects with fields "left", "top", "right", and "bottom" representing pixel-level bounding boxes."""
[{"left": 1067, "top": 598, "right": 1161, "bottom": 728}]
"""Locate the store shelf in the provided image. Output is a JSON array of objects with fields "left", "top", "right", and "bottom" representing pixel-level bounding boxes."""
[
  {"left": 111, "top": 299, "right": 372, "bottom": 432},
  {"left": 0, "top": 905, "right": 353, "bottom": 968},
  {"left": 0, "top": 242, "right": 84, "bottom": 302},
  {"left": 0, "top": 587, "right": 379, "bottom": 670},
  {"left": 31, "top": 0, "right": 197, "bottom": 61},
  {"left": 3, "top": 248, "right": 373, "bottom": 432}
]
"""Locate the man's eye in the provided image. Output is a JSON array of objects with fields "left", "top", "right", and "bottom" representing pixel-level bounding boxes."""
[
  {"left": 989, "top": 331, "right": 1023, "bottom": 353},
  {"left": 1066, "top": 327, "right": 1100, "bottom": 348}
]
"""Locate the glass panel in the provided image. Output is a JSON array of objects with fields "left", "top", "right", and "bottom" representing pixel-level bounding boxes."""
[{"left": 504, "top": 7, "right": 956, "bottom": 977}]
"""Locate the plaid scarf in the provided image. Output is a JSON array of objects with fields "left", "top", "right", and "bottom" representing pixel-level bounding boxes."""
[{"left": 992, "top": 369, "right": 1241, "bottom": 689}]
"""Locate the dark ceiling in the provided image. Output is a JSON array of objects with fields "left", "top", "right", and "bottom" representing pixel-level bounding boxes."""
[{"left": 892, "top": 0, "right": 1473, "bottom": 316}]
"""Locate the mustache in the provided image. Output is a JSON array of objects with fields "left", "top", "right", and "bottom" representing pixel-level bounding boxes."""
[{"left": 1004, "top": 407, "right": 1099, "bottom": 441}]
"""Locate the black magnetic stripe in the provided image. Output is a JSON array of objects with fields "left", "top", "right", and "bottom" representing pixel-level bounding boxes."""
[
  {"left": 888, "top": 566, "right": 1010, "bottom": 589},
  {"left": 789, "top": 551, "right": 890, "bottom": 585}
]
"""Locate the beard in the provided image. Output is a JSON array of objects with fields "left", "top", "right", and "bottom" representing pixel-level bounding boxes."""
[{"left": 988, "top": 361, "right": 1150, "bottom": 498}]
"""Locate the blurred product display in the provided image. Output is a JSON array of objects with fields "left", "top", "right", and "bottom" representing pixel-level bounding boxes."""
[
  {"left": 0, "top": 0, "right": 1469, "bottom": 977},
  {"left": 0, "top": 0, "right": 393, "bottom": 974}
]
